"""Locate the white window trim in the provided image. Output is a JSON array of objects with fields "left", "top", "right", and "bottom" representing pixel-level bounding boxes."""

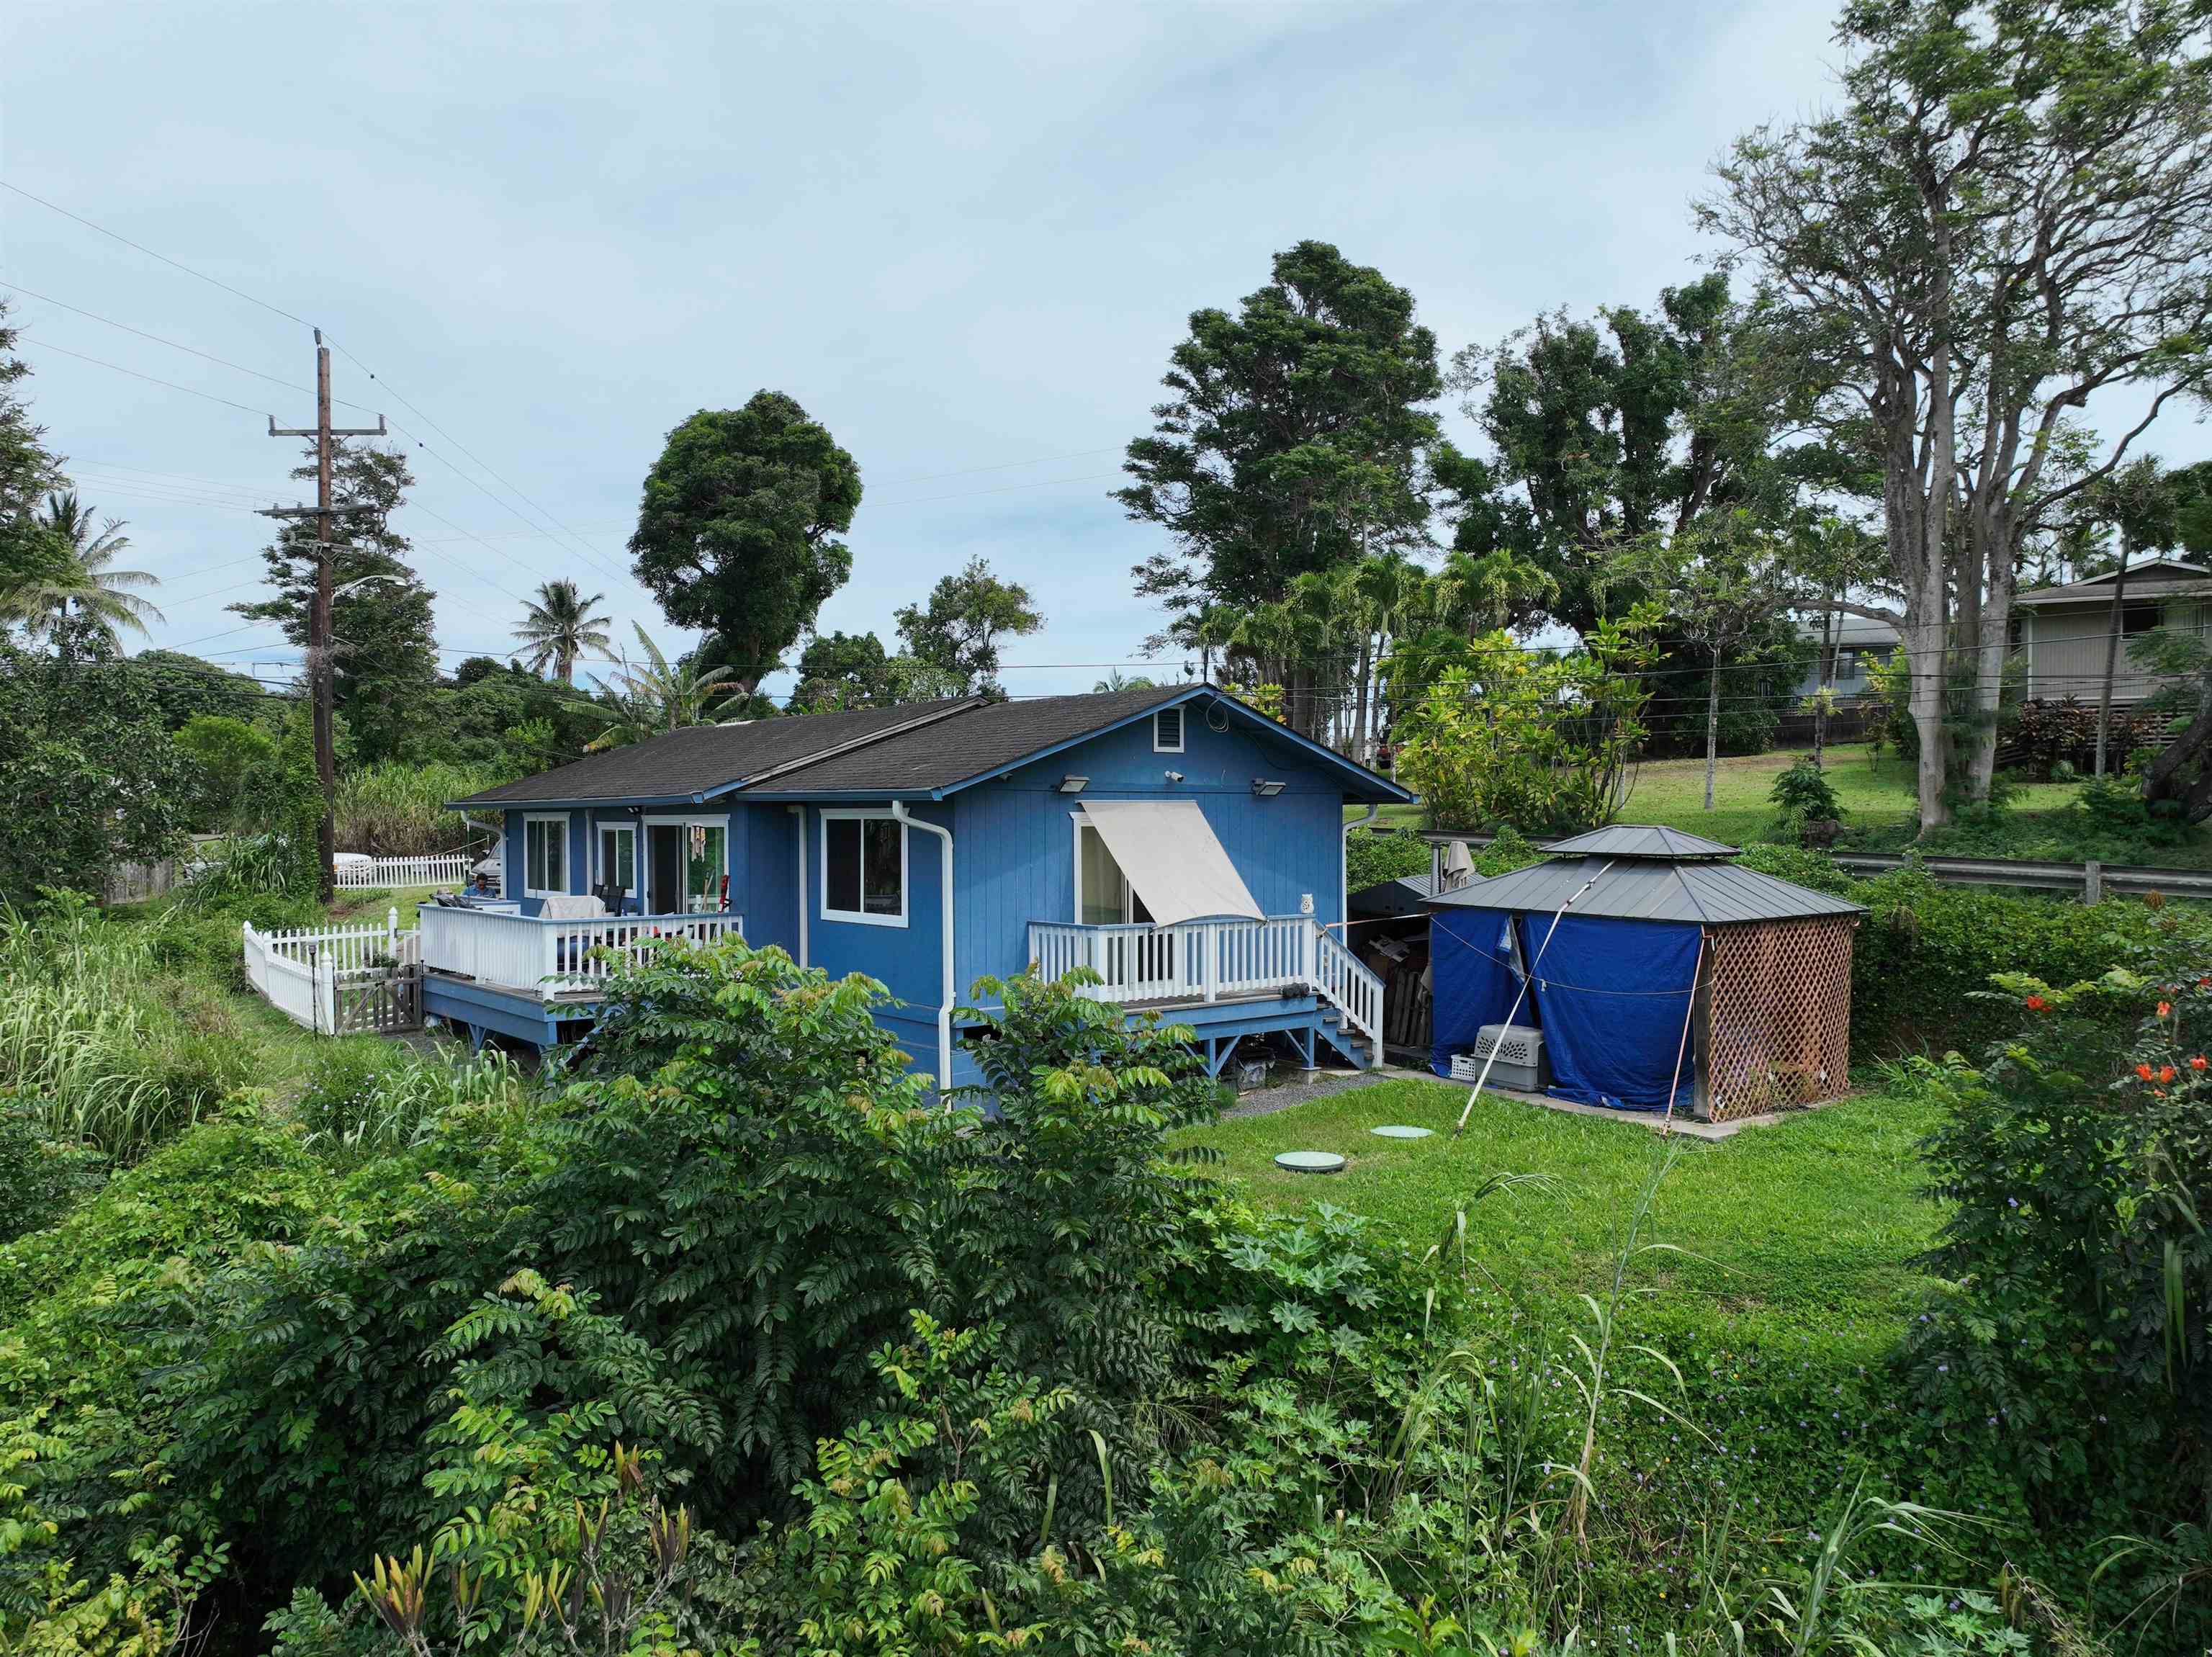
[
  {"left": 1152, "top": 704, "right": 1185, "bottom": 753},
  {"left": 819, "top": 807, "right": 909, "bottom": 928},
  {"left": 593, "top": 820, "right": 637, "bottom": 904},
  {"left": 642, "top": 814, "right": 730, "bottom": 915},
  {"left": 523, "top": 813, "right": 571, "bottom": 899}
]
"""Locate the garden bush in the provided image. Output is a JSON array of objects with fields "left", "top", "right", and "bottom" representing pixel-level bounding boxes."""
[{"left": 1346, "top": 825, "right": 1429, "bottom": 891}]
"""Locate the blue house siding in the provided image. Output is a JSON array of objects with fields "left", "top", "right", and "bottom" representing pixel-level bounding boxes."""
[
  {"left": 951, "top": 713, "right": 1349, "bottom": 994},
  {"left": 452, "top": 692, "right": 1406, "bottom": 1087}
]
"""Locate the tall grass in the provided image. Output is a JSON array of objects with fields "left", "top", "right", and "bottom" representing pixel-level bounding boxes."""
[
  {"left": 0, "top": 898, "right": 251, "bottom": 1161},
  {"left": 295, "top": 1038, "right": 526, "bottom": 1166},
  {"left": 336, "top": 761, "right": 507, "bottom": 856}
]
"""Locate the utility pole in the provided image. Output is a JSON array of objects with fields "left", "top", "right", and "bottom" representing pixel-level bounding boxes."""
[{"left": 261, "top": 329, "right": 385, "bottom": 904}]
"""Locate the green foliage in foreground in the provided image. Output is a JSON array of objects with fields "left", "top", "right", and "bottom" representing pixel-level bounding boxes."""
[{"left": 0, "top": 902, "right": 2196, "bottom": 1651}]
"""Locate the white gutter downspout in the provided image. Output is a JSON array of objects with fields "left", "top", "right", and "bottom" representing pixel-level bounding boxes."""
[
  {"left": 1341, "top": 804, "right": 1381, "bottom": 939},
  {"left": 890, "top": 801, "right": 954, "bottom": 1097},
  {"left": 787, "top": 805, "right": 809, "bottom": 969}
]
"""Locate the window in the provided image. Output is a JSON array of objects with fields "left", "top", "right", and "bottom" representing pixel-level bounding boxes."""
[
  {"left": 524, "top": 816, "right": 567, "bottom": 896},
  {"left": 1153, "top": 704, "right": 1184, "bottom": 753},
  {"left": 2126, "top": 602, "right": 2162, "bottom": 637},
  {"left": 595, "top": 823, "right": 636, "bottom": 907},
  {"left": 822, "top": 812, "right": 906, "bottom": 926}
]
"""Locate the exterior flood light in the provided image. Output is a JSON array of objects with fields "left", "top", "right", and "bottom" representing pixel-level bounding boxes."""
[
  {"left": 1056, "top": 776, "right": 1089, "bottom": 794},
  {"left": 1251, "top": 778, "right": 1287, "bottom": 797}
]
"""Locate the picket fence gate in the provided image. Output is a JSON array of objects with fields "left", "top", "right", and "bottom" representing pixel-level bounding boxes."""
[{"left": 242, "top": 907, "right": 423, "bottom": 1036}]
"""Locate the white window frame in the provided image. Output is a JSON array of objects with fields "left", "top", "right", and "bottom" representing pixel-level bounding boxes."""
[
  {"left": 642, "top": 814, "right": 730, "bottom": 915},
  {"left": 523, "top": 813, "right": 570, "bottom": 898},
  {"left": 819, "top": 808, "right": 908, "bottom": 928},
  {"left": 1152, "top": 704, "right": 1185, "bottom": 753},
  {"left": 593, "top": 820, "right": 637, "bottom": 907}
]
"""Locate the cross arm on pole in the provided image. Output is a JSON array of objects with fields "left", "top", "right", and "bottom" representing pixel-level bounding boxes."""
[{"left": 270, "top": 415, "right": 387, "bottom": 439}]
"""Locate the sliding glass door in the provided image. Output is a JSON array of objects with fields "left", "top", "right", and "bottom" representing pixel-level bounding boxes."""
[{"left": 644, "top": 819, "right": 728, "bottom": 914}]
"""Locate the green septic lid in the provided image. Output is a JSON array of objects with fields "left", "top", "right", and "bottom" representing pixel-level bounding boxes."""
[
  {"left": 1274, "top": 1149, "right": 1346, "bottom": 1174},
  {"left": 1370, "top": 1125, "right": 1432, "bottom": 1139}
]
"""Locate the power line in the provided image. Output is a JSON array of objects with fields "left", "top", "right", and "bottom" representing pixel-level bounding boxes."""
[
  {"left": 0, "top": 280, "right": 364, "bottom": 405},
  {"left": 1, "top": 179, "right": 317, "bottom": 329},
  {"left": 17, "top": 336, "right": 274, "bottom": 417}
]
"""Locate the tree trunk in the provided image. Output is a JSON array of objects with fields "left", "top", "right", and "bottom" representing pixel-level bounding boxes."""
[
  {"left": 2095, "top": 539, "right": 2136, "bottom": 778},
  {"left": 1902, "top": 603, "right": 1951, "bottom": 828},
  {"left": 1351, "top": 634, "right": 1373, "bottom": 760},
  {"left": 1703, "top": 652, "right": 1722, "bottom": 811}
]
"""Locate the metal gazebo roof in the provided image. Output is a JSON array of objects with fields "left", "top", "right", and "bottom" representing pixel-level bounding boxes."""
[
  {"left": 1426, "top": 823, "right": 1863, "bottom": 926},
  {"left": 1539, "top": 824, "right": 1739, "bottom": 859}
]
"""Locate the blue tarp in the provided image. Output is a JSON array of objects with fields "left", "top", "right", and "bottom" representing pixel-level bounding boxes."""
[
  {"left": 1429, "top": 909, "right": 1529, "bottom": 1077},
  {"left": 1528, "top": 915, "right": 1700, "bottom": 1112},
  {"left": 1430, "top": 910, "right": 1701, "bottom": 1113}
]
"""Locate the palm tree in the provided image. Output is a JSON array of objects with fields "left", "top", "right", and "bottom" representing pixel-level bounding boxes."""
[
  {"left": 513, "top": 578, "right": 612, "bottom": 683},
  {"left": 585, "top": 624, "right": 747, "bottom": 750},
  {"left": 5, "top": 493, "right": 164, "bottom": 645}
]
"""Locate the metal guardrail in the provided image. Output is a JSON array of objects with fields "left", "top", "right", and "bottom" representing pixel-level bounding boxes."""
[
  {"left": 1403, "top": 828, "right": 2212, "bottom": 903},
  {"left": 1826, "top": 852, "right": 2212, "bottom": 902}
]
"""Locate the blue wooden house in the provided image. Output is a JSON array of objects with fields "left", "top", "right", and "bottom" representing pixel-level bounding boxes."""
[{"left": 433, "top": 686, "right": 1411, "bottom": 1087}]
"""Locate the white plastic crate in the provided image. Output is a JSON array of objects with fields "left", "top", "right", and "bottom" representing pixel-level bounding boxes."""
[{"left": 1451, "top": 1024, "right": 1547, "bottom": 1091}]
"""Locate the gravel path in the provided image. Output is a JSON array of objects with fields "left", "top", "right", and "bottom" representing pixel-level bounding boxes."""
[{"left": 1218, "top": 1069, "right": 1393, "bottom": 1121}]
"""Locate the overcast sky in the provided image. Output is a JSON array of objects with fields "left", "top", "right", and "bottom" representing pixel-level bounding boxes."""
[{"left": 4, "top": 0, "right": 2200, "bottom": 702}]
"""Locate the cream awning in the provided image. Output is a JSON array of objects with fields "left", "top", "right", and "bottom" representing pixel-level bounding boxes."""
[{"left": 1077, "top": 798, "right": 1264, "bottom": 925}]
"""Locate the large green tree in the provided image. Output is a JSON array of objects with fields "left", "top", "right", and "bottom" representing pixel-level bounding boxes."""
[
  {"left": 1442, "top": 276, "right": 1812, "bottom": 639},
  {"left": 629, "top": 392, "right": 862, "bottom": 697},
  {"left": 231, "top": 441, "right": 439, "bottom": 765},
  {"left": 1703, "top": 0, "right": 2212, "bottom": 826},
  {"left": 785, "top": 630, "right": 965, "bottom": 713},
  {"left": 1117, "top": 241, "right": 1442, "bottom": 732},
  {"left": 893, "top": 556, "right": 1043, "bottom": 694}
]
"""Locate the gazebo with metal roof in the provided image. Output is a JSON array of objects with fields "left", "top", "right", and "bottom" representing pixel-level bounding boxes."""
[{"left": 1425, "top": 824, "right": 1863, "bottom": 1121}]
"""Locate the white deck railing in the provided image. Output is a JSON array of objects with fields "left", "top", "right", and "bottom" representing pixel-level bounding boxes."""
[
  {"left": 335, "top": 853, "right": 482, "bottom": 889},
  {"left": 1027, "top": 914, "right": 1382, "bottom": 1063},
  {"left": 418, "top": 904, "right": 744, "bottom": 997}
]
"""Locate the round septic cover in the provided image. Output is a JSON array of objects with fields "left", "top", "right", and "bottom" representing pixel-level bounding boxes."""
[
  {"left": 1274, "top": 1149, "right": 1346, "bottom": 1174},
  {"left": 1370, "top": 1125, "right": 1432, "bottom": 1139}
]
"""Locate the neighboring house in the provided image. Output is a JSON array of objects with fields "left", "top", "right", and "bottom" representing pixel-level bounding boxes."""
[
  {"left": 2013, "top": 557, "right": 2210, "bottom": 706},
  {"left": 1793, "top": 614, "right": 1899, "bottom": 701},
  {"left": 433, "top": 685, "right": 1411, "bottom": 1086}
]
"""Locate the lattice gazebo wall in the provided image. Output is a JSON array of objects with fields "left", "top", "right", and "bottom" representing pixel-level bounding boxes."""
[{"left": 1698, "top": 914, "right": 1857, "bottom": 1121}]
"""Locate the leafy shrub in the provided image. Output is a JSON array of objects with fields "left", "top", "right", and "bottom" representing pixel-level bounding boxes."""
[
  {"left": 0, "top": 1108, "right": 104, "bottom": 1245},
  {"left": 1346, "top": 825, "right": 1429, "bottom": 892},
  {"left": 1897, "top": 965, "right": 2212, "bottom": 1636},
  {"left": 1736, "top": 846, "right": 2212, "bottom": 1058},
  {"left": 1768, "top": 754, "right": 1845, "bottom": 832}
]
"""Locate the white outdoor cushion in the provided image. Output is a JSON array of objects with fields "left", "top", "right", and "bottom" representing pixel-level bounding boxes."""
[{"left": 536, "top": 893, "right": 607, "bottom": 920}]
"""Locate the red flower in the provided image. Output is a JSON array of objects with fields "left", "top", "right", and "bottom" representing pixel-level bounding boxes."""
[
  {"left": 2024, "top": 994, "right": 2049, "bottom": 1012},
  {"left": 2137, "top": 1063, "right": 2156, "bottom": 1081},
  {"left": 2159, "top": 1065, "right": 2178, "bottom": 1084},
  {"left": 2192, "top": 1056, "right": 2207, "bottom": 1071},
  {"left": 2159, "top": 1001, "right": 2173, "bottom": 1018}
]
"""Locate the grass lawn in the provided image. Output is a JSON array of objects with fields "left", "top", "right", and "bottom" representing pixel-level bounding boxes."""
[
  {"left": 1179, "top": 1074, "right": 1944, "bottom": 1350},
  {"left": 1359, "top": 741, "right": 2098, "bottom": 847}
]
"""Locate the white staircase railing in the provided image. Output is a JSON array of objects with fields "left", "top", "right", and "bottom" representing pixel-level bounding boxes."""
[{"left": 1028, "top": 914, "right": 1383, "bottom": 1066}]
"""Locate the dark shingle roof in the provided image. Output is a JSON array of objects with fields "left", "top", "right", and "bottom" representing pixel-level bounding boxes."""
[
  {"left": 753, "top": 686, "right": 1187, "bottom": 794},
  {"left": 1541, "top": 825, "right": 1738, "bottom": 859},
  {"left": 1429, "top": 855, "right": 1863, "bottom": 925},
  {"left": 451, "top": 685, "right": 1413, "bottom": 809},
  {"left": 450, "top": 699, "right": 978, "bottom": 807}
]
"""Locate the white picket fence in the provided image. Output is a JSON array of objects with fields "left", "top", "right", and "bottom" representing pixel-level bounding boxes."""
[
  {"left": 417, "top": 904, "right": 744, "bottom": 997},
  {"left": 242, "top": 909, "right": 422, "bottom": 1034},
  {"left": 334, "top": 853, "right": 477, "bottom": 889}
]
